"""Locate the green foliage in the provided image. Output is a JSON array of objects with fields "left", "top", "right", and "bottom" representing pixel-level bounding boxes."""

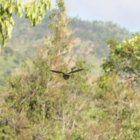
[
  {"left": 94, "top": 75, "right": 140, "bottom": 140},
  {"left": 0, "top": 0, "right": 52, "bottom": 48},
  {"left": 0, "top": 1, "right": 94, "bottom": 139},
  {"left": 102, "top": 34, "right": 140, "bottom": 85},
  {"left": 0, "top": 0, "right": 138, "bottom": 139},
  {"left": 25, "top": 0, "right": 51, "bottom": 26},
  {"left": 93, "top": 34, "right": 140, "bottom": 140}
]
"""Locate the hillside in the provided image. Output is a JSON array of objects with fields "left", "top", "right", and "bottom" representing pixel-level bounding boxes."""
[
  {"left": 0, "top": 15, "right": 131, "bottom": 85},
  {"left": 70, "top": 18, "right": 130, "bottom": 57}
]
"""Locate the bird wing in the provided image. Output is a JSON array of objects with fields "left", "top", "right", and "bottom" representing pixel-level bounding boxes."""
[
  {"left": 50, "top": 70, "right": 64, "bottom": 74},
  {"left": 68, "top": 69, "right": 83, "bottom": 74}
]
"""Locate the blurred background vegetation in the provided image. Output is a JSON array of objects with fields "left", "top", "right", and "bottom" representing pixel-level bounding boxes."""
[{"left": 0, "top": 0, "right": 140, "bottom": 140}]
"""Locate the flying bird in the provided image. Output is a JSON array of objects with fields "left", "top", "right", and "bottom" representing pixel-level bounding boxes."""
[{"left": 51, "top": 68, "right": 83, "bottom": 80}]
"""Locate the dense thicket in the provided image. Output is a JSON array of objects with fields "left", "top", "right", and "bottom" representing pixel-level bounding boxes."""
[
  {"left": 94, "top": 34, "right": 140, "bottom": 139},
  {"left": 0, "top": 0, "right": 140, "bottom": 140},
  {"left": 0, "top": 1, "right": 94, "bottom": 139}
]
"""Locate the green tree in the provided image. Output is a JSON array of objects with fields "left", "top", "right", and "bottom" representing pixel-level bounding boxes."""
[
  {"left": 100, "top": 34, "right": 140, "bottom": 89},
  {"left": 1, "top": 0, "right": 93, "bottom": 139},
  {"left": 0, "top": 0, "right": 52, "bottom": 48},
  {"left": 92, "top": 34, "right": 140, "bottom": 140}
]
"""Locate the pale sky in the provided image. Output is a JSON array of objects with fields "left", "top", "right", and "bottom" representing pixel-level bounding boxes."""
[{"left": 65, "top": 0, "right": 140, "bottom": 32}]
